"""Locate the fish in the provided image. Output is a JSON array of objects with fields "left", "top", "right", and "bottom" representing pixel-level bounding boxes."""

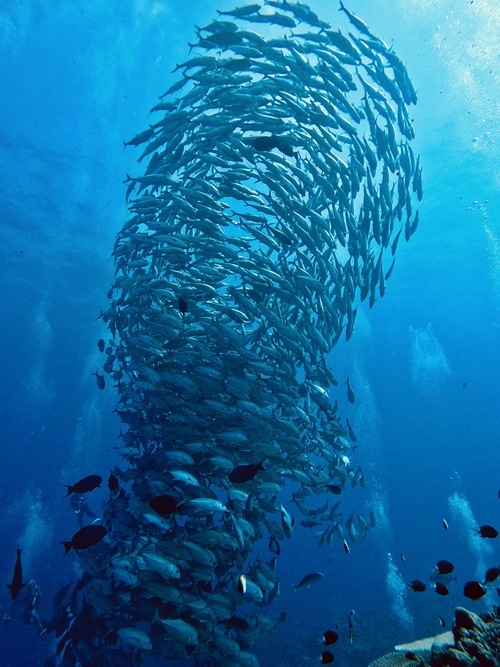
[
  {"left": 408, "top": 580, "right": 426, "bottom": 592},
  {"left": 323, "top": 629, "right": 339, "bottom": 645},
  {"left": 229, "top": 461, "right": 265, "bottom": 483},
  {"left": 443, "top": 518, "right": 449, "bottom": 530},
  {"left": 463, "top": 580, "right": 487, "bottom": 600},
  {"left": 107, "top": 472, "right": 119, "bottom": 493},
  {"left": 435, "top": 560, "right": 454, "bottom": 575},
  {"left": 91, "top": 369, "right": 105, "bottom": 390},
  {"left": 321, "top": 652, "right": 335, "bottom": 664},
  {"left": 400, "top": 553, "right": 406, "bottom": 563},
  {"left": 474, "top": 524, "right": 498, "bottom": 538},
  {"left": 346, "top": 376, "right": 355, "bottom": 403},
  {"left": 61, "top": 524, "right": 107, "bottom": 555},
  {"left": 484, "top": 566, "right": 500, "bottom": 584},
  {"left": 294, "top": 572, "right": 324, "bottom": 589},
  {"left": 64, "top": 474, "right": 102, "bottom": 496},
  {"left": 343, "top": 539, "right": 350, "bottom": 554},
  {"left": 97, "top": 338, "right": 105, "bottom": 352},
  {"left": 434, "top": 582, "right": 449, "bottom": 596},
  {"left": 439, "top": 616, "right": 446, "bottom": 628},
  {"left": 348, "top": 609, "right": 355, "bottom": 644},
  {"left": 6, "top": 547, "right": 26, "bottom": 600},
  {"left": 148, "top": 494, "right": 180, "bottom": 516}
]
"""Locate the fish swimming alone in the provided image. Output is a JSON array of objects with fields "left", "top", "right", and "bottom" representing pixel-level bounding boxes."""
[
  {"left": 61, "top": 524, "right": 107, "bottom": 555},
  {"left": 64, "top": 474, "right": 102, "bottom": 496},
  {"left": 47, "top": 1, "right": 421, "bottom": 664},
  {"left": 6, "top": 546, "right": 26, "bottom": 600}
]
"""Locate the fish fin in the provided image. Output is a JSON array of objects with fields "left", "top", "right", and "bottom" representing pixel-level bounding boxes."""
[
  {"left": 61, "top": 542, "right": 73, "bottom": 556},
  {"left": 64, "top": 486, "right": 73, "bottom": 496}
]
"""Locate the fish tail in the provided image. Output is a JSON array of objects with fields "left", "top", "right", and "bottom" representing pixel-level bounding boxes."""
[
  {"left": 61, "top": 541, "right": 73, "bottom": 556},
  {"left": 64, "top": 485, "right": 74, "bottom": 496}
]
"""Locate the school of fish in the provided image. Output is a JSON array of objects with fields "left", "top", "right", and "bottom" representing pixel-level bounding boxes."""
[{"left": 49, "top": 1, "right": 423, "bottom": 665}]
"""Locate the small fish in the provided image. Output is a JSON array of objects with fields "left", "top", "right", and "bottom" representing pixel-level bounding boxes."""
[
  {"left": 346, "top": 417, "right": 357, "bottom": 441},
  {"left": 443, "top": 518, "right": 449, "bottom": 530},
  {"left": 237, "top": 574, "right": 247, "bottom": 594},
  {"left": 434, "top": 582, "right": 449, "bottom": 596},
  {"left": 277, "top": 611, "right": 287, "bottom": 623},
  {"left": 323, "top": 629, "right": 339, "bottom": 645},
  {"left": 408, "top": 580, "right": 426, "bottom": 592},
  {"left": 178, "top": 297, "right": 188, "bottom": 318},
  {"left": 64, "top": 474, "right": 102, "bottom": 496},
  {"left": 92, "top": 369, "right": 105, "bottom": 390},
  {"left": 484, "top": 566, "right": 500, "bottom": 585},
  {"left": 97, "top": 338, "right": 105, "bottom": 353},
  {"left": 474, "top": 524, "right": 498, "bottom": 538},
  {"left": 148, "top": 494, "right": 179, "bottom": 516},
  {"left": 346, "top": 376, "right": 355, "bottom": 403},
  {"left": 107, "top": 473, "right": 119, "bottom": 493},
  {"left": 463, "top": 580, "right": 487, "bottom": 600},
  {"left": 61, "top": 524, "right": 107, "bottom": 555},
  {"left": 6, "top": 547, "right": 26, "bottom": 600},
  {"left": 348, "top": 609, "right": 355, "bottom": 644},
  {"left": 294, "top": 572, "right": 324, "bottom": 589},
  {"left": 326, "top": 484, "right": 342, "bottom": 495},
  {"left": 269, "top": 535, "right": 281, "bottom": 555},
  {"left": 343, "top": 539, "right": 350, "bottom": 555},
  {"left": 405, "top": 653, "right": 419, "bottom": 663},
  {"left": 321, "top": 651, "right": 334, "bottom": 664},
  {"left": 400, "top": 553, "right": 406, "bottom": 563},
  {"left": 439, "top": 616, "right": 446, "bottom": 628},
  {"left": 435, "top": 560, "right": 454, "bottom": 575},
  {"left": 229, "top": 461, "right": 264, "bottom": 484}
]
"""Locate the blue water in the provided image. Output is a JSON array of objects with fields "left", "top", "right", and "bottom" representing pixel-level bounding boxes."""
[{"left": 0, "top": 1, "right": 498, "bottom": 665}]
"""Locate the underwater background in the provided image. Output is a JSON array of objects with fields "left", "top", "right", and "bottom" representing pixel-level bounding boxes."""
[{"left": 0, "top": 0, "right": 498, "bottom": 665}]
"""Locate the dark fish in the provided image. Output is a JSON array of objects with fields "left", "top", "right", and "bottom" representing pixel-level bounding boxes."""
[
  {"left": 61, "top": 524, "right": 107, "bottom": 555},
  {"left": 346, "top": 417, "right": 357, "bottom": 441},
  {"left": 434, "top": 582, "right": 449, "bottom": 596},
  {"left": 148, "top": 494, "right": 179, "bottom": 516},
  {"left": 107, "top": 473, "right": 119, "bottom": 493},
  {"left": 435, "top": 559, "right": 454, "bottom": 575},
  {"left": 343, "top": 539, "right": 350, "bottom": 555},
  {"left": 321, "top": 652, "right": 334, "bottom": 664},
  {"left": 443, "top": 518, "right": 449, "bottom": 530},
  {"left": 269, "top": 535, "right": 281, "bottom": 555},
  {"left": 346, "top": 376, "right": 355, "bottom": 403},
  {"left": 278, "top": 611, "right": 287, "bottom": 623},
  {"left": 294, "top": 572, "right": 324, "bottom": 589},
  {"left": 178, "top": 297, "right": 188, "bottom": 317},
  {"left": 64, "top": 474, "right": 102, "bottom": 496},
  {"left": 6, "top": 547, "right": 26, "bottom": 600},
  {"left": 408, "top": 580, "right": 426, "bottom": 592},
  {"left": 219, "top": 616, "right": 250, "bottom": 632},
  {"left": 251, "top": 135, "right": 278, "bottom": 152},
  {"left": 463, "top": 580, "right": 487, "bottom": 600},
  {"left": 474, "top": 524, "right": 498, "bottom": 538},
  {"left": 439, "top": 616, "right": 446, "bottom": 628},
  {"left": 229, "top": 461, "right": 264, "bottom": 484},
  {"left": 484, "top": 566, "right": 500, "bottom": 584},
  {"left": 97, "top": 338, "right": 105, "bottom": 353},
  {"left": 323, "top": 629, "right": 339, "bottom": 645},
  {"left": 400, "top": 553, "right": 406, "bottom": 563},
  {"left": 92, "top": 369, "right": 105, "bottom": 390},
  {"left": 405, "top": 653, "right": 419, "bottom": 663},
  {"left": 326, "top": 484, "right": 342, "bottom": 495}
]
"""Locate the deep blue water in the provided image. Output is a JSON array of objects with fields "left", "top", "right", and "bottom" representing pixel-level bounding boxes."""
[{"left": 0, "top": 1, "right": 498, "bottom": 665}]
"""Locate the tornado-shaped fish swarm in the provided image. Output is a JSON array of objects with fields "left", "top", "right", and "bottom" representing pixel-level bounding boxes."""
[{"left": 52, "top": 2, "right": 422, "bottom": 665}]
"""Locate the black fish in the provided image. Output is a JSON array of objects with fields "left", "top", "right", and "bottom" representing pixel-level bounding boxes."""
[
  {"left": 251, "top": 135, "right": 277, "bottom": 152},
  {"left": 107, "top": 473, "right": 119, "bottom": 493},
  {"left": 97, "top": 338, "right": 105, "bottom": 353},
  {"left": 229, "top": 461, "right": 264, "bottom": 484},
  {"left": 484, "top": 566, "right": 500, "bottom": 584},
  {"left": 435, "top": 559, "right": 454, "bottom": 575},
  {"left": 326, "top": 484, "right": 342, "bottom": 495},
  {"left": 321, "top": 651, "right": 334, "bottom": 664},
  {"left": 92, "top": 369, "right": 105, "bottom": 390},
  {"left": 323, "top": 629, "right": 339, "bottom": 645},
  {"left": 474, "top": 524, "right": 498, "bottom": 538},
  {"left": 408, "top": 580, "right": 426, "bottom": 592},
  {"left": 405, "top": 653, "right": 419, "bottom": 663},
  {"left": 178, "top": 297, "right": 188, "bottom": 317},
  {"left": 61, "top": 524, "right": 107, "bottom": 555},
  {"left": 6, "top": 547, "right": 26, "bottom": 600},
  {"left": 434, "top": 582, "right": 449, "bottom": 596},
  {"left": 64, "top": 474, "right": 102, "bottom": 496},
  {"left": 463, "top": 580, "right": 487, "bottom": 600},
  {"left": 148, "top": 494, "right": 179, "bottom": 516},
  {"left": 219, "top": 616, "right": 250, "bottom": 632}
]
